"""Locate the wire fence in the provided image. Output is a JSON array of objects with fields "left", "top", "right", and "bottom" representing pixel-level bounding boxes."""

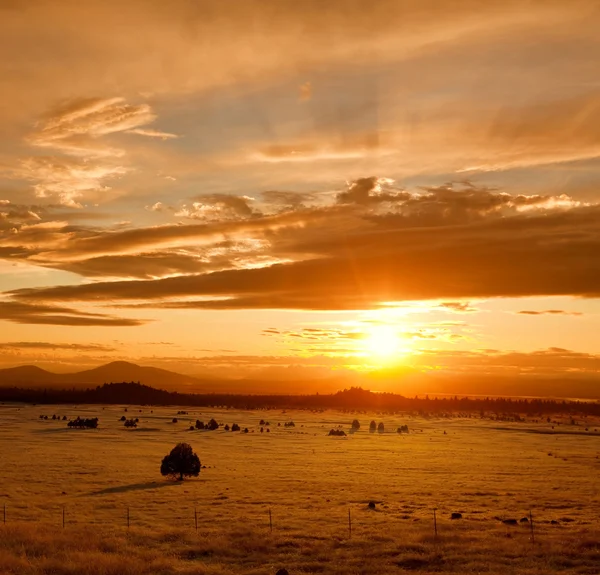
[{"left": 0, "top": 500, "right": 545, "bottom": 543}]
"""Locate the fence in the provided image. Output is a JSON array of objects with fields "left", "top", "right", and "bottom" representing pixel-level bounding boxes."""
[{"left": 1, "top": 501, "right": 540, "bottom": 542}]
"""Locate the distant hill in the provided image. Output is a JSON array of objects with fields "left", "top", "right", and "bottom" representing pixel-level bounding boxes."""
[{"left": 0, "top": 361, "right": 209, "bottom": 391}]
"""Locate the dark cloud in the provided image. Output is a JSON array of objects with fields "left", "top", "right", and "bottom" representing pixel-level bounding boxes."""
[
  {"left": 336, "top": 176, "right": 409, "bottom": 205},
  {"left": 0, "top": 301, "right": 148, "bottom": 326},
  {"left": 438, "top": 302, "right": 477, "bottom": 313},
  {"left": 0, "top": 341, "right": 115, "bottom": 351},
  {"left": 517, "top": 309, "right": 583, "bottom": 316},
  {"left": 8, "top": 204, "right": 600, "bottom": 309}
]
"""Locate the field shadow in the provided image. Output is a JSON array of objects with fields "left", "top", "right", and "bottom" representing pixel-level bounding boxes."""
[{"left": 86, "top": 481, "right": 183, "bottom": 496}]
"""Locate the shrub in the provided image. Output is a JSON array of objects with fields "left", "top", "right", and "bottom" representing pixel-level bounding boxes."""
[
  {"left": 172, "top": 418, "right": 178, "bottom": 424},
  {"left": 232, "top": 423, "right": 240, "bottom": 431},
  {"left": 224, "top": 424, "right": 230, "bottom": 431},
  {"left": 124, "top": 419, "right": 137, "bottom": 428},
  {"left": 195, "top": 420, "right": 205, "bottom": 429},
  {"left": 351, "top": 419, "right": 360, "bottom": 430},
  {"left": 160, "top": 443, "right": 201, "bottom": 481},
  {"left": 328, "top": 429, "right": 346, "bottom": 436},
  {"left": 207, "top": 418, "right": 219, "bottom": 430},
  {"left": 377, "top": 422, "right": 384, "bottom": 433},
  {"left": 67, "top": 417, "right": 98, "bottom": 429},
  {"left": 369, "top": 420, "right": 376, "bottom": 433}
]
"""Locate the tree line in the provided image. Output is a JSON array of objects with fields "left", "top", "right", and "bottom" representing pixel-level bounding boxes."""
[{"left": 1, "top": 382, "right": 599, "bottom": 416}]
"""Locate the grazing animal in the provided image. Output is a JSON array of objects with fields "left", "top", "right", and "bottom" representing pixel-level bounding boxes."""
[
  {"left": 451, "top": 513, "right": 462, "bottom": 520},
  {"left": 502, "top": 519, "right": 518, "bottom": 526}
]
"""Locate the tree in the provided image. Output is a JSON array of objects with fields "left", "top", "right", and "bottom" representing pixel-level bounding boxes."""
[
  {"left": 160, "top": 443, "right": 201, "bottom": 481},
  {"left": 369, "top": 420, "right": 376, "bottom": 433},
  {"left": 351, "top": 419, "right": 360, "bottom": 430},
  {"left": 377, "top": 422, "right": 384, "bottom": 433}
]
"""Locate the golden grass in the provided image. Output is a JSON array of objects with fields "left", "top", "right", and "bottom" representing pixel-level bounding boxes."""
[
  {"left": 1, "top": 521, "right": 599, "bottom": 574},
  {"left": 1, "top": 403, "right": 599, "bottom": 573}
]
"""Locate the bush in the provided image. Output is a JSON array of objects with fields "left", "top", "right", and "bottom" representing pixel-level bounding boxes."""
[
  {"left": 351, "top": 419, "right": 360, "bottom": 430},
  {"left": 369, "top": 421, "right": 377, "bottom": 433},
  {"left": 160, "top": 443, "right": 201, "bottom": 481},
  {"left": 195, "top": 420, "right": 204, "bottom": 429},
  {"left": 124, "top": 419, "right": 137, "bottom": 428},
  {"left": 67, "top": 417, "right": 98, "bottom": 429},
  {"left": 172, "top": 418, "right": 178, "bottom": 424},
  {"left": 207, "top": 418, "right": 219, "bottom": 430},
  {"left": 232, "top": 423, "right": 240, "bottom": 431},
  {"left": 224, "top": 424, "right": 230, "bottom": 431},
  {"left": 377, "top": 422, "right": 384, "bottom": 433},
  {"left": 328, "top": 429, "right": 346, "bottom": 436}
]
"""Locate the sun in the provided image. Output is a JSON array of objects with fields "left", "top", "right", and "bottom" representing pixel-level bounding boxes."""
[{"left": 363, "top": 325, "right": 402, "bottom": 360}]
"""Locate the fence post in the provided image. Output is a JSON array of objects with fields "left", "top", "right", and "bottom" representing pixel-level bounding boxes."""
[
  {"left": 194, "top": 507, "right": 198, "bottom": 531},
  {"left": 433, "top": 508, "right": 438, "bottom": 541},
  {"left": 348, "top": 508, "right": 352, "bottom": 539},
  {"left": 529, "top": 510, "right": 534, "bottom": 543},
  {"left": 269, "top": 508, "right": 273, "bottom": 533}
]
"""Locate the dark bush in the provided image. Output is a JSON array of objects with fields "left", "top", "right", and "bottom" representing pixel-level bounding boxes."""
[
  {"left": 195, "top": 420, "right": 205, "bottom": 429},
  {"left": 351, "top": 419, "right": 360, "bottom": 430},
  {"left": 224, "top": 424, "right": 230, "bottom": 431},
  {"left": 207, "top": 418, "right": 219, "bottom": 430},
  {"left": 369, "top": 420, "right": 376, "bottom": 433},
  {"left": 68, "top": 417, "right": 98, "bottom": 429},
  {"left": 232, "top": 423, "right": 240, "bottom": 431},
  {"left": 124, "top": 418, "right": 137, "bottom": 428},
  {"left": 377, "top": 422, "right": 385, "bottom": 433},
  {"left": 172, "top": 418, "right": 178, "bottom": 424},
  {"left": 328, "top": 429, "right": 346, "bottom": 436}
]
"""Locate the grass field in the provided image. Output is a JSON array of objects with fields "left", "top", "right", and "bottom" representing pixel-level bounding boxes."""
[{"left": 1, "top": 403, "right": 599, "bottom": 574}]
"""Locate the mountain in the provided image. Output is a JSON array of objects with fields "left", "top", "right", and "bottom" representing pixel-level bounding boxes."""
[{"left": 0, "top": 361, "right": 210, "bottom": 391}]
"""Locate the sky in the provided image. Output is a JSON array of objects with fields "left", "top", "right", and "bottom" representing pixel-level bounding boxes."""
[{"left": 1, "top": 0, "right": 600, "bottom": 394}]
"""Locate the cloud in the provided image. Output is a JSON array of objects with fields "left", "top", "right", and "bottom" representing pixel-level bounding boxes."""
[
  {"left": 261, "top": 191, "right": 317, "bottom": 211},
  {"left": 127, "top": 128, "right": 179, "bottom": 139},
  {"left": 175, "top": 194, "right": 258, "bottom": 221},
  {"left": 336, "top": 176, "right": 408, "bottom": 205},
  {"left": 517, "top": 310, "right": 583, "bottom": 316},
  {"left": 11, "top": 97, "right": 173, "bottom": 207},
  {"left": 0, "top": 341, "right": 116, "bottom": 351},
  {"left": 5, "top": 180, "right": 600, "bottom": 309},
  {"left": 0, "top": 301, "right": 148, "bottom": 326},
  {"left": 438, "top": 302, "right": 478, "bottom": 313}
]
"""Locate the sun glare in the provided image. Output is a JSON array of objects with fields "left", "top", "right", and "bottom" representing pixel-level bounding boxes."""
[{"left": 364, "top": 325, "right": 402, "bottom": 360}]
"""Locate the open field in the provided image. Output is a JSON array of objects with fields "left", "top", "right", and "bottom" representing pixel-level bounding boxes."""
[{"left": 1, "top": 403, "right": 600, "bottom": 574}]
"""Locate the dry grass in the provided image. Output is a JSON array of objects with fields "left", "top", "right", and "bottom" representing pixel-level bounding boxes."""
[
  {"left": 1, "top": 521, "right": 599, "bottom": 574},
  {"left": 1, "top": 403, "right": 599, "bottom": 573}
]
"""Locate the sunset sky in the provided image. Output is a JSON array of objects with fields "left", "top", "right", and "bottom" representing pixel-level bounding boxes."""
[{"left": 2, "top": 0, "right": 600, "bottom": 392}]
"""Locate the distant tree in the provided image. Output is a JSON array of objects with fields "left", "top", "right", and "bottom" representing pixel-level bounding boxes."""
[
  {"left": 172, "top": 417, "right": 178, "bottom": 424},
  {"left": 120, "top": 415, "right": 126, "bottom": 421},
  {"left": 160, "top": 443, "right": 201, "bottom": 481},
  {"left": 231, "top": 423, "right": 240, "bottom": 431},
  {"left": 369, "top": 420, "right": 376, "bottom": 433},
  {"left": 224, "top": 424, "right": 230, "bottom": 431},
  {"left": 68, "top": 417, "right": 98, "bottom": 429},
  {"left": 195, "top": 420, "right": 205, "bottom": 429},
  {"left": 351, "top": 419, "right": 360, "bottom": 430},
  {"left": 377, "top": 422, "right": 384, "bottom": 433},
  {"left": 207, "top": 418, "right": 219, "bottom": 430}
]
